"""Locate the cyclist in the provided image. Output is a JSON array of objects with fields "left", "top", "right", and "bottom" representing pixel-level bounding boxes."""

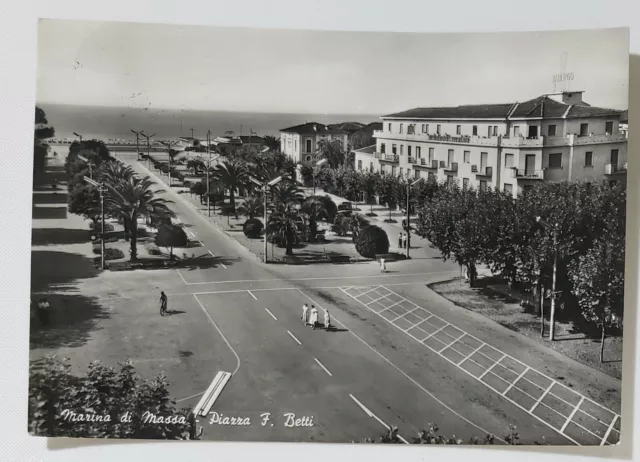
[{"left": 160, "top": 291, "right": 168, "bottom": 316}]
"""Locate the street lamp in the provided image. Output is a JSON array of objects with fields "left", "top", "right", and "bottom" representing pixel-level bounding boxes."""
[
  {"left": 404, "top": 177, "right": 424, "bottom": 259},
  {"left": 313, "top": 158, "right": 328, "bottom": 196},
  {"left": 73, "top": 132, "right": 83, "bottom": 143},
  {"left": 537, "top": 216, "right": 559, "bottom": 341},
  {"left": 205, "top": 130, "right": 220, "bottom": 217},
  {"left": 250, "top": 175, "right": 283, "bottom": 263},
  {"left": 159, "top": 140, "right": 179, "bottom": 187},
  {"left": 77, "top": 154, "right": 94, "bottom": 179},
  {"left": 141, "top": 132, "right": 155, "bottom": 170},
  {"left": 131, "top": 129, "right": 144, "bottom": 160},
  {"left": 84, "top": 176, "right": 107, "bottom": 270}
]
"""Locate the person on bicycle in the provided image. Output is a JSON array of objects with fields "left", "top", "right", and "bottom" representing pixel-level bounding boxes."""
[{"left": 160, "top": 291, "right": 168, "bottom": 315}]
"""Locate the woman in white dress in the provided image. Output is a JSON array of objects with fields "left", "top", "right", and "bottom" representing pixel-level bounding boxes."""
[{"left": 310, "top": 306, "right": 318, "bottom": 330}]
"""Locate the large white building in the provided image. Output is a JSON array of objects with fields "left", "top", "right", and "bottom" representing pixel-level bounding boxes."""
[
  {"left": 355, "top": 91, "right": 627, "bottom": 195},
  {"left": 280, "top": 122, "right": 349, "bottom": 164}
]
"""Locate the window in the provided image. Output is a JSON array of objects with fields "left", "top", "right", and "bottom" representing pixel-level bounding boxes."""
[
  {"left": 479, "top": 180, "right": 487, "bottom": 191},
  {"left": 400, "top": 123, "right": 404, "bottom": 134},
  {"left": 480, "top": 152, "right": 488, "bottom": 169},
  {"left": 606, "top": 121, "right": 613, "bottom": 134},
  {"left": 391, "top": 166, "right": 396, "bottom": 176},
  {"left": 425, "top": 124, "right": 429, "bottom": 134},
  {"left": 493, "top": 126, "right": 498, "bottom": 136},
  {"left": 504, "top": 153, "right": 514, "bottom": 168},
  {"left": 388, "top": 123, "right": 392, "bottom": 132},
  {"left": 392, "top": 144, "right": 397, "bottom": 154},
  {"left": 504, "top": 183, "right": 513, "bottom": 194},
  {"left": 428, "top": 147, "right": 434, "bottom": 162},
  {"left": 414, "top": 169, "right": 421, "bottom": 179},
  {"left": 369, "top": 162, "right": 373, "bottom": 172},
  {"left": 548, "top": 153, "right": 562, "bottom": 169},
  {"left": 548, "top": 124, "right": 557, "bottom": 136},
  {"left": 421, "top": 124, "right": 425, "bottom": 133},
  {"left": 408, "top": 124, "right": 415, "bottom": 135},
  {"left": 358, "top": 160, "right": 363, "bottom": 171},
  {"left": 580, "top": 123, "right": 588, "bottom": 136},
  {"left": 294, "top": 140, "right": 297, "bottom": 151},
  {"left": 380, "top": 143, "right": 386, "bottom": 154},
  {"left": 447, "top": 175, "right": 453, "bottom": 185},
  {"left": 456, "top": 125, "right": 461, "bottom": 135},
  {"left": 436, "top": 125, "right": 441, "bottom": 135},
  {"left": 514, "top": 126, "right": 520, "bottom": 137},
  {"left": 407, "top": 146, "right": 412, "bottom": 156},
  {"left": 305, "top": 155, "right": 312, "bottom": 162},
  {"left": 463, "top": 178, "right": 469, "bottom": 189},
  {"left": 472, "top": 125, "right": 478, "bottom": 136},
  {"left": 464, "top": 151, "right": 470, "bottom": 163},
  {"left": 416, "top": 146, "right": 421, "bottom": 158},
  {"left": 585, "top": 151, "right": 593, "bottom": 167},
  {"left": 488, "top": 126, "right": 492, "bottom": 137},
  {"left": 399, "top": 167, "right": 403, "bottom": 177},
  {"left": 306, "top": 139, "right": 312, "bottom": 153},
  {"left": 447, "top": 149, "right": 454, "bottom": 166},
  {"left": 611, "top": 149, "right": 619, "bottom": 165}
]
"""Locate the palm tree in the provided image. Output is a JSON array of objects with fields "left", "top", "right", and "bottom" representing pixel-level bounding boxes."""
[
  {"left": 263, "top": 135, "right": 281, "bottom": 153},
  {"left": 270, "top": 181, "right": 303, "bottom": 212},
  {"left": 104, "top": 175, "right": 175, "bottom": 260},
  {"left": 213, "top": 159, "right": 251, "bottom": 218},
  {"left": 300, "top": 197, "right": 327, "bottom": 240},
  {"left": 186, "top": 158, "right": 205, "bottom": 175},
  {"left": 316, "top": 138, "right": 346, "bottom": 169},
  {"left": 238, "top": 195, "right": 264, "bottom": 219},
  {"left": 267, "top": 207, "right": 300, "bottom": 256}
]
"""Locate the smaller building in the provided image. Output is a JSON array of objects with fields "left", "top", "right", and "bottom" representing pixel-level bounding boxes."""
[
  {"left": 280, "top": 122, "right": 349, "bottom": 164},
  {"left": 353, "top": 145, "right": 377, "bottom": 172}
]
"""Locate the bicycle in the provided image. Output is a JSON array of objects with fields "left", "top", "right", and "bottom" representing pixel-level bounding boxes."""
[{"left": 160, "top": 301, "right": 168, "bottom": 316}]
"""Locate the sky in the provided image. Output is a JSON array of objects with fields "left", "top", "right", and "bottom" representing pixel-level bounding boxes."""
[{"left": 36, "top": 20, "right": 629, "bottom": 114}]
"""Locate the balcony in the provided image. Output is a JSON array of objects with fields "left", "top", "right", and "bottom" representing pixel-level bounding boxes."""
[
  {"left": 417, "top": 158, "right": 438, "bottom": 169},
  {"left": 514, "top": 168, "right": 544, "bottom": 180},
  {"left": 443, "top": 162, "right": 458, "bottom": 172},
  {"left": 374, "top": 152, "right": 399, "bottom": 162},
  {"left": 475, "top": 166, "right": 493, "bottom": 177},
  {"left": 605, "top": 163, "right": 627, "bottom": 175},
  {"left": 408, "top": 156, "right": 417, "bottom": 164},
  {"left": 501, "top": 136, "right": 544, "bottom": 148}
]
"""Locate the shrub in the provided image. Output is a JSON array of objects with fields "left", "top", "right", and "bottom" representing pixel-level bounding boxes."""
[
  {"left": 355, "top": 225, "right": 389, "bottom": 259},
  {"left": 92, "top": 247, "right": 125, "bottom": 260},
  {"left": 155, "top": 224, "right": 188, "bottom": 260},
  {"left": 243, "top": 218, "right": 264, "bottom": 239},
  {"left": 220, "top": 204, "right": 235, "bottom": 216},
  {"left": 144, "top": 242, "right": 162, "bottom": 256},
  {"left": 160, "top": 165, "right": 170, "bottom": 174},
  {"left": 331, "top": 214, "right": 350, "bottom": 236},
  {"left": 315, "top": 195, "right": 337, "bottom": 222}
]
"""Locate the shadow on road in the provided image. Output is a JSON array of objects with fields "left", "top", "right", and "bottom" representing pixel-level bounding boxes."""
[
  {"left": 31, "top": 250, "right": 99, "bottom": 293},
  {"left": 174, "top": 254, "right": 240, "bottom": 271},
  {"left": 32, "top": 206, "right": 67, "bottom": 220},
  {"left": 31, "top": 228, "right": 90, "bottom": 246},
  {"left": 32, "top": 192, "right": 68, "bottom": 205}
]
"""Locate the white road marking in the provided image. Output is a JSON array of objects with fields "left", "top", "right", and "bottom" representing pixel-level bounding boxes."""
[
  {"left": 193, "top": 294, "right": 241, "bottom": 375},
  {"left": 264, "top": 308, "right": 278, "bottom": 321},
  {"left": 247, "top": 290, "right": 257, "bottom": 300},
  {"left": 287, "top": 330, "right": 302, "bottom": 346},
  {"left": 314, "top": 358, "right": 333, "bottom": 377},
  {"left": 176, "top": 269, "right": 189, "bottom": 285},
  {"left": 349, "top": 394, "right": 409, "bottom": 444},
  {"left": 197, "top": 240, "right": 204, "bottom": 246},
  {"left": 561, "top": 396, "right": 585, "bottom": 433},
  {"left": 299, "top": 289, "right": 506, "bottom": 443},
  {"left": 601, "top": 415, "right": 619, "bottom": 446},
  {"left": 175, "top": 217, "right": 182, "bottom": 223},
  {"left": 208, "top": 250, "right": 227, "bottom": 269}
]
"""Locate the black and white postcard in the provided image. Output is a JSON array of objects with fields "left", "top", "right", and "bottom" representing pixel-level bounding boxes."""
[{"left": 29, "top": 21, "right": 628, "bottom": 446}]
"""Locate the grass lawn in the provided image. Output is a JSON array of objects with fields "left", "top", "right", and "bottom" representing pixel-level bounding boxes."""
[{"left": 430, "top": 277, "right": 623, "bottom": 380}]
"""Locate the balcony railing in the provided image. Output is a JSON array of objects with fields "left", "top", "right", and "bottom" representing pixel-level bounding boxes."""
[
  {"left": 444, "top": 162, "right": 458, "bottom": 172},
  {"left": 408, "top": 156, "right": 417, "bottom": 164},
  {"left": 514, "top": 168, "right": 544, "bottom": 179},
  {"left": 374, "top": 153, "right": 398, "bottom": 162},
  {"left": 605, "top": 162, "right": 628, "bottom": 175},
  {"left": 476, "top": 166, "right": 493, "bottom": 177},
  {"left": 418, "top": 158, "right": 438, "bottom": 168}
]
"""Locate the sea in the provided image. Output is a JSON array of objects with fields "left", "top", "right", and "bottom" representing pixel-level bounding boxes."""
[{"left": 39, "top": 103, "right": 380, "bottom": 143}]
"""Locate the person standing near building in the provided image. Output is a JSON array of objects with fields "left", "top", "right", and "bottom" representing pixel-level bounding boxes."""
[
  {"left": 310, "top": 305, "right": 318, "bottom": 330},
  {"left": 380, "top": 257, "right": 386, "bottom": 273}
]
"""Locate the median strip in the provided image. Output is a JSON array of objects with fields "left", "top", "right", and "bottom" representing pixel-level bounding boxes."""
[{"left": 193, "top": 371, "right": 232, "bottom": 417}]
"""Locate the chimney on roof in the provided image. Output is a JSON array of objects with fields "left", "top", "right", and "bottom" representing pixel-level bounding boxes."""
[{"left": 548, "top": 91, "right": 585, "bottom": 106}]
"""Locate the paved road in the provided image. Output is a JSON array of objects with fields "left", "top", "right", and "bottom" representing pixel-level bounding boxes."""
[{"left": 49, "top": 152, "right": 618, "bottom": 445}]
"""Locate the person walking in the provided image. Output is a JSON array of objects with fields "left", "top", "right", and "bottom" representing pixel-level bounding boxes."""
[
  {"left": 398, "top": 232, "right": 403, "bottom": 249},
  {"left": 160, "top": 291, "right": 168, "bottom": 316},
  {"left": 37, "top": 298, "right": 50, "bottom": 327},
  {"left": 380, "top": 257, "right": 386, "bottom": 273},
  {"left": 323, "top": 308, "right": 331, "bottom": 330},
  {"left": 301, "top": 303, "right": 309, "bottom": 324},
  {"left": 402, "top": 232, "right": 408, "bottom": 249},
  {"left": 310, "top": 305, "right": 318, "bottom": 330}
]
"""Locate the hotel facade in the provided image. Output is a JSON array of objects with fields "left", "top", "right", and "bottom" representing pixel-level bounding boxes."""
[{"left": 355, "top": 91, "right": 627, "bottom": 196}]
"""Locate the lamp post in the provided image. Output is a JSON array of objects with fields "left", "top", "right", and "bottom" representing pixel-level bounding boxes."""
[
  {"left": 250, "top": 175, "right": 283, "bottom": 263},
  {"left": 77, "top": 154, "right": 94, "bottom": 179},
  {"left": 141, "top": 132, "right": 155, "bottom": 170},
  {"left": 84, "top": 176, "right": 106, "bottom": 270},
  {"left": 73, "top": 132, "right": 83, "bottom": 143},
  {"left": 404, "top": 177, "right": 424, "bottom": 259},
  {"left": 160, "top": 140, "right": 178, "bottom": 187},
  {"left": 205, "top": 131, "right": 220, "bottom": 217},
  {"left": 537, "top": 216, "right": 559, "bottom": 341},
  {"left": 313, "top": 158, "right": 328, "bottom": 196},
  {"left": 131, "top": 129, "right": 143, "bottom": 160}
]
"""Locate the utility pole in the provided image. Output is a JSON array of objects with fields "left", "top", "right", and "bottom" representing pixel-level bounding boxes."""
[
  {"left": 73, "top": 132, "right": 83, "bottom": 143},
  {"left": 77, "top": 155, "right": 94, "bottom": 179},
  {"left": 405, "top": 177, "right": 423, "bottom": 259},
  {"left": 250, "top": 175, "right": 284, "bottom": 264},
  {"left": 207, "top": 130, "right": 211, "bottom": 216},
  {"left": 190, "top": 128, "right": 195, "bottom": 142},
  {"left": 160, "top": 140, "right": 178, "bottom": 187},
  {"left": 537, "top": 217, "right": 559, "bottom": 341},
  {"left": 84, "top": 176, "right": 106, "bottom": 270},
  {"left": 131, "top": 129, "right": 143, "bottom": 160},
  {"left": 142, "top": 132, "right": 155, "bottom": 170}
]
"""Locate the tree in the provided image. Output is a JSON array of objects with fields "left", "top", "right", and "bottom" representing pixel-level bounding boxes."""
[
  {"left": 29, "top": 356, "right": 200, "bottom": 439},
  {"left": 263, "top": 135, "right": 281, "bottom": 153},
  {"left": 349, "top": 213, "right": 370, "bottom": 242},
  {"left": 34, "top": 107, "right": 55, "bottom": 179},
  {"left": 378, "top": 174, "right": 401, "bottom": 222},
  {"left": 104, "top": 175, "right": 175, "bottom": 260},
  {"left": 213, "top": 159, "right": 251, "bottom": 218},
  {"left": 300, "top": 197, "right": 328, "bottom": 239},
  {"left": 316, "top": 138, "right": 347, "bottom": 169},
  {"left": 68, "top": 183, "right": 101, "bottom": 225},
  {"left": 267, "top": 207, "right": 301, "bottom": 255},
  {"left": 155, "top": 223, "right": 188, "bottom": 260},
  {"left": 360, "top": 170, "right": 381, "bottom": 215},
  {"left": 243, "top": 218, "right": 264, "bottom": 239},
  {"left": 186, "top": 158, "right": 205, "bottom": 175},
  {"left": 238, "top": 195, "right": 264, "bottom": 220},
  {"left": 314, "top": 195, "right": 338, "bottom": 223},
  {"left": 355, "top": 225, "right": 389, "bottom": 259},
  {"left": 270, "top": 181, "right": 303, "bottom": 212},
  {"left": 190, "top": 181, "right": 207, "bottom": 204}
]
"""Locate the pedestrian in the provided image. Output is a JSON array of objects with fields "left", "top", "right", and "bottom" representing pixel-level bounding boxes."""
[
  {"left": 37, "top": 297, "right": 50, "bottom": 327},
  {"left": 323, "top": 308, "right": 331, "bottom": 330},
  {"left": 310, "top": 305, "right": 318, "bottom": 330},
  {"left": 402, "top": 232, "right": 407, "bottom": 249},
  {"left": 398, "top": 232, "right": 403, "bottom": 249},
  {"left": 380, "top": 257, "right": 386, "bottom": 273},
  {"left": 301, "top": 303, "right": 309, "bottom": 324}
]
